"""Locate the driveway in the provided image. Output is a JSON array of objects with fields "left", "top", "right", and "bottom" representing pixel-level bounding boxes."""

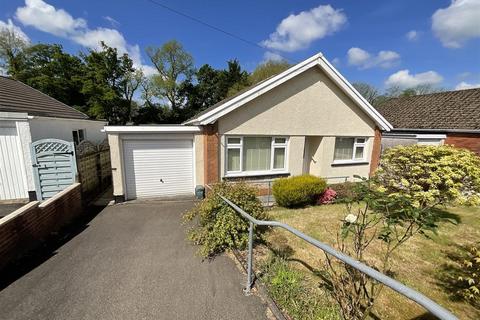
[
  {"left": 0, "top": 200, "right": 268, "bottom": 320},
  {"left": 0, "top": 203, "right": 25, "bottom": 218}
]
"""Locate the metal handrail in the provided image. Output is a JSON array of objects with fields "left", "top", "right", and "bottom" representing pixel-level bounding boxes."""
[{"left": 219, "top": 195, "right": 458, "bottom": 320}]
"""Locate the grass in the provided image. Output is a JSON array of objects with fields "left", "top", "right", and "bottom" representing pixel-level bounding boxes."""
[{"left": 259, "top": 203, "right": 480, "bottom": 320}]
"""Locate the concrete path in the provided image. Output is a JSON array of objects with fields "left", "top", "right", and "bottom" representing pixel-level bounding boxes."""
[{"left": 0, "top": 200, "right": 268, "bottom": 320}]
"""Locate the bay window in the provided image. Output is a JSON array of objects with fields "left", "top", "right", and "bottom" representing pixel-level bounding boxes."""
[
  {"left": 226, "top": 136, "right": 287, "bottom": 174},
  {"left": 333, "top": 137, "right": 367, "bottom": 163}
]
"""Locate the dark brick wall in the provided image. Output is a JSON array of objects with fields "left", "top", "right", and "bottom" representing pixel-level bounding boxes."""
[{"left": 0, "top": 183, "right": 83, "bottom": 271}]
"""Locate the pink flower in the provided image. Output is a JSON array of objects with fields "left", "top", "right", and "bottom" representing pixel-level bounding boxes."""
[{"left": 317, "top": 188, "right": 337, "bottom": 205}]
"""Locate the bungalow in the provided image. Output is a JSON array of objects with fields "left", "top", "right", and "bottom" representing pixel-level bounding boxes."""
[
  {"left": 0, "top": 76, "right": 106, "bottom": 201},
  {"left": 104, "top": 53, "right": 392, "bottom": 202},
  {"left": 375, "top": 88, "right": 480, "bottom": 155}
]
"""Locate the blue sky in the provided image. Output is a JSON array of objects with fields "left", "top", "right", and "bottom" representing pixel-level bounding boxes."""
[{"left": 2, "top": 0, "right": 480, "bottom": 91}]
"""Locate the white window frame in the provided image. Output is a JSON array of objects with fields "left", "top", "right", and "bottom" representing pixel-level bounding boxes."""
[
  {"left": 225, "top": 136, "right": 288, "bottom": 176},
  {"left": 72, "top": 128, "right": 86, "bottom": 145},
  {"left": 332, "top": 137, "right": 368, "bottom": 164}
]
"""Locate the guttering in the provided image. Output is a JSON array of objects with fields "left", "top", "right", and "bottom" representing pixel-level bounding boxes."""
[
  {"left": 390, "top": 128, "right": 480, "bottom": 134},
  {"left": 28, "top": 115, "right": 108, "bottom": 123},
  {"left": 0, "top": 111, "right": 28, "bottom": 121},
  {"left": 102, "top": 125, "right": 202, "bottom": 133}
]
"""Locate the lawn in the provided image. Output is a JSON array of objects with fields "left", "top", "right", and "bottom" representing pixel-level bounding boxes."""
[{"left": 259, "top": 203, "right": 480, "bottom": 320}]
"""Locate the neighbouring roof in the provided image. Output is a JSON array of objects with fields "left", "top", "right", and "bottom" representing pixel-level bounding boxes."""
[
  {"left": 0, "top": 76, "right": 89, "bottom": 120},
  {"left": 376, "top": 88, "right": 480, "bottom": 131},
  {"left": 183, "top": 53, "right": 393, "bottom": 131}
]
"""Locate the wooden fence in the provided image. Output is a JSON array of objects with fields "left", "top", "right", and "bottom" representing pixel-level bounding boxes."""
[{"left": 76, "top": 140, "right": 111, "bottom": 200}]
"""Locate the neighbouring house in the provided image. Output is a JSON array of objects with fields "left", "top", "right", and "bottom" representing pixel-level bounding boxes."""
[
  {"left": 0, "top": 76, "right": 106, "bottom": 201},
  {"left": 375, "top": 88, "right": 480, "bottom": 155},
  {"left": 104, "top": 53, "right": 392, "bottom": 202}
]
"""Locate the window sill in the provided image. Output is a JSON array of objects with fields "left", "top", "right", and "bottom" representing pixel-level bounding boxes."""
[
  {"left": 331, "top": 160, "right": 369, "bottom": 166},
  {"left": 224, "top": 171, "right": 290, "bottom": 178}
]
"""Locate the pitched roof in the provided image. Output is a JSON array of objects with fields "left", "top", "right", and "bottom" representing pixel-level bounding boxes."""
[
  {"left": 184, "top": 53, "right": 392, "bottom": 131},
  {"left": 0, "top": 76, "right": 89, "bottom": 120},
  {"left": 375, "top": 88, "right": 480, "bottom": 131}
]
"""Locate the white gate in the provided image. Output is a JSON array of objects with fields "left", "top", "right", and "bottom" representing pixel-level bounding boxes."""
[{"left": 31, "top": 139, "right": 77, "bottom": 200}]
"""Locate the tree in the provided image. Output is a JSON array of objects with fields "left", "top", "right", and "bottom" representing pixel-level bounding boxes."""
[
  {"left": 249, "top": 60, "right": 290, "bottom": 85},
  {"left": 352, "top": 82, "right": 380, "bottom": 106},
  {"left": 81, "top": 42, "right": 135, "bottom": 124},
  {"left": 0, "top": 27, "right": 29, "bottom": 78},
  {"left": 16, "top": 44, "right": 86, "bottom": 107},
  {"left": 120, "top": 69, "right": 144, "bottom": 123},
  {"left": 222, "top": 59, "right": 250, "bottom": 97},
  {"left": 146, "top": 40, "right": 194, "bottom": 112}
]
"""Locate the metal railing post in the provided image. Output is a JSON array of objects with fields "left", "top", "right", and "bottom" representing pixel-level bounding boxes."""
[{"left": 244, "top": 221, "right": 254, "bottom": 295}]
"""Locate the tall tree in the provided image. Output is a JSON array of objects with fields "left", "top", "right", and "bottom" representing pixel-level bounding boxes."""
[
  {"left": 81, "top": 42, "right": 135, "bottom": 124},
  {"left": 0, "top": 28, "right": 29, "bottom": 78},
  {"left": 120, "top": 69, "right": 144, "bottom": 123},
  {"left": 16, "top": 44, "right": 86, "bottom": 107},
  {"left": 249, "top": 60, "right": 291, "bottom": 85},
  {"left": 146, "top": 40, "right": 194, "bottom": 113},
  {"left": 353, "top": 82, "right": 380, "bottom": 106}
]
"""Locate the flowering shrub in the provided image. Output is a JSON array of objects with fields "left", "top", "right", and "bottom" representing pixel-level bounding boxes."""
[
  {"left": 375, "top": 145, "right": 480, "bottom": 208},
  {"left": 317, "top": 188, "right": 337, "bottom": 204}
]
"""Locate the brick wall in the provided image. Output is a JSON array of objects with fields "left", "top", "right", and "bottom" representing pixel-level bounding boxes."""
[
  {"left": 204, "top": 123, "right": 220, "bottom": 185},
  {"left": 369, "top": 127, "right": 382, "bottom": 176},
  {"left": 445, "top": 133, "right": 480, "bottom": 155},
  {"left": 0, "top": 183, "right": 82, "bottom": 271}
]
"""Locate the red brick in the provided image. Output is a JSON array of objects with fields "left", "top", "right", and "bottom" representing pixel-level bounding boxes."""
[
  {"left": 370, "top": 127, "right": 382, "bottom": 176},
  {"left": 445, "top": 133, "right": 480, "bottom": 155},
  {"left": 203, "top": 123, "right": 220, "bottom": 185}
]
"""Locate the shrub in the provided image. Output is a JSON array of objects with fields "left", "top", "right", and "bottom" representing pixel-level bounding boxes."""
[
  {"left": 328, "top": 181, "right": 358, "bottom": 202},
  {"left": 183, "top": 182, "right": 268, "bottom": 258},
  {"left": 457, "top": 244, "right": 480, "bottom": 306},
  {"left": 375, "top": 145, "right": 480, "bottom": 208},
  {"left": 317, "top": 188, "right": 337, "bottom": 205},
  {"left": 273, "top": 174, "right": 327, "bottom": 208}
]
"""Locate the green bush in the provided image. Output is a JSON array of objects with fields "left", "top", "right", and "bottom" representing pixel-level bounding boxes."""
[
  {"left": 272, "top": 175, "right": 327, "bottom": 208},
  {"left": 183, "top": 182, "right": 268, "bottom": 258},
  {"left": 328, "top": 181, "right": 358, "bottom": 202},
  {"left": 375, "top": 145, "right": 480, "bottom": 208}
]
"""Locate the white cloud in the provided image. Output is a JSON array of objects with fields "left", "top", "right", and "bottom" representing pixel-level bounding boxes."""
[
  {"left": 432, "top": 0, "right": 480, "bottom": 48},
  {"left": 103, "top": 16, "right": 120, "bottom": 28},
  {"left": 263, "top": 51, "right": 285, "bottom": 62},
  {"left": 331, "top": 57, "right": 340, "bottom": 66},
  {"left": 455, "top": 81, "right": 480, "bottom": 90},
  {"left": 347, "top": 47, "right": 400, "bottom": 69},
  {"left": 406, "top": 30, "right": 419, "bottom": 41},
  {"left": 385, "top": 69, "right": 443, "bottom": 88},
  {"left": 261, "top": 5, "right": 347, "bottom": 52},
  {"left": 16, "top": 0, "right": 86, "bottom": 37},
  {"left": 14, "top": 0, "right": 153, "bottom": 72},
  {"left": 0, "top": 19, "right": 30, "bottom": 43}
]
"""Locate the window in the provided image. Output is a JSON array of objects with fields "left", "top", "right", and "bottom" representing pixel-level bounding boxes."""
[
  {"left": 226, "top": 136, "right": 287, "bottom": 174},
  {"left": 72, "top": 129, "right": 86, "bottom": 145},
  {"left": 333, "top": 137, "right": 367, "bottom": 163}
]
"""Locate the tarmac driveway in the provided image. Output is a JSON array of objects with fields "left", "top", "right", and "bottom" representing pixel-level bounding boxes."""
[{"left": 0, "top": 200, "right": 268, "bottom": 320}]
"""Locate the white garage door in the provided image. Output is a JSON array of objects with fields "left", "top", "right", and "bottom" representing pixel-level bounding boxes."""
[{"left": 123, "top": 139, "right": 194, "bottom": 199}]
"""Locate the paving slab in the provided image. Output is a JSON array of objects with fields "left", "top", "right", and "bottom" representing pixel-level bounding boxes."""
[{"left": 0, "top": 200, "right": 268, "bottom": 320}]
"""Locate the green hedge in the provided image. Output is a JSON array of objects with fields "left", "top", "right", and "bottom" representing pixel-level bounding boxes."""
[{"left": 273, "top": 175, "right": 327, "bottom": 208}]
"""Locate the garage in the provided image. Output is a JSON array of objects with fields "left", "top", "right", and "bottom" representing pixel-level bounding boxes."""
[
  {"left": 103, "top": 126, "right": 203, "bottom": 202},
  {"left": 123, "top": 139, "right": 194, "bottom": 199}
]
